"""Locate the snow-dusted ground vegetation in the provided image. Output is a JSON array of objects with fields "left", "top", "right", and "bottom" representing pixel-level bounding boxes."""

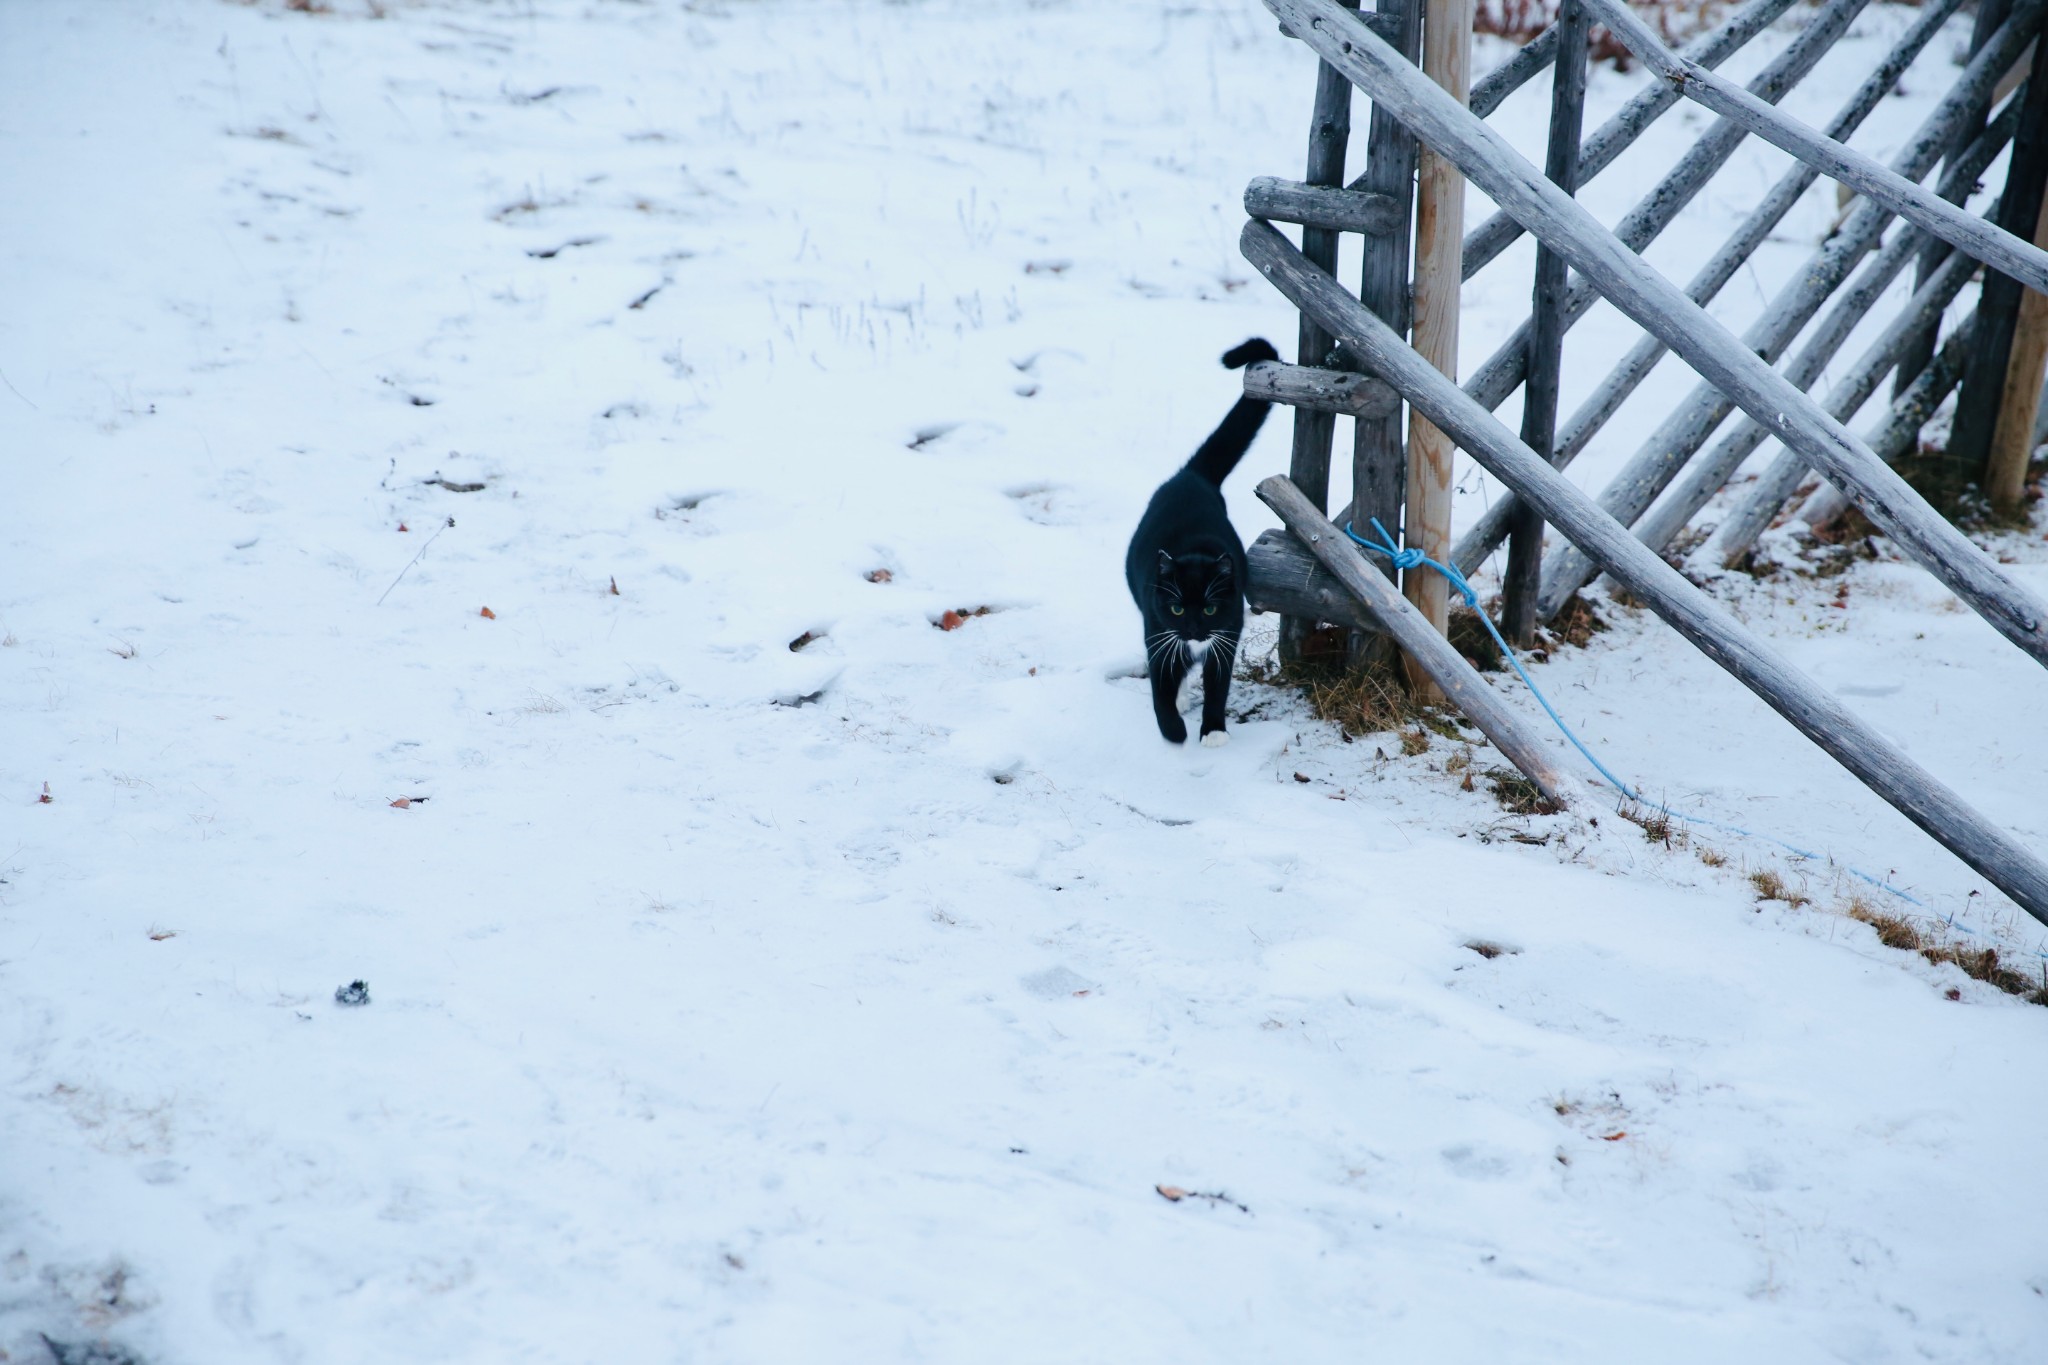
[{"left": 3, "top": 1, "right": 2045, "bottom": 1360}]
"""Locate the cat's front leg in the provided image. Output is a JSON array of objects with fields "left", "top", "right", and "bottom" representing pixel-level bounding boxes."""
[
  {"left": 1149, "top": 657, "right": 1190, "bottom": 744},
  {"left": 1198, "top": 646, "right": 1231, "bottom": 747}
]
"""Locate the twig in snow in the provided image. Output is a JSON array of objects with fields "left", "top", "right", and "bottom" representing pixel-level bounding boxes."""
[{"left": 376, "top": 516, "right": 455, "bottom": 606}]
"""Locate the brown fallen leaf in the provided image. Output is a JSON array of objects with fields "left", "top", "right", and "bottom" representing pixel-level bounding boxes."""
[
  {"left": 1155, "top": 1185, "right": 1187, "bottom": 1202},
  {"left": 866, "top": 568, "right": 893, "bottom": 584},
  {"left": 37, "top": 783, "right": 53, "bottom": 804},
  {"left": 479, "top": 606, "right": 496, "bottom": 619},
  {"left": 148, "top": 927, "right": 177, "bottom": 941},
  {"left": 397, "top": 521, "right": 410, "bottom": 532},
  {"left": 609, "top": 576, "right": 620, "bottom": 596},
  {"left": 1600, "top": 1131, "right": 1627, "bottom": 1142},
  {"left": 938, "top": 609, "right": 965, "bottom": 631}
]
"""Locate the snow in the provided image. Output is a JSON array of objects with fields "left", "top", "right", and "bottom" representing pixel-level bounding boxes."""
[{"left": 3, "top": 1, "right": 2046, "bottom": 1361}]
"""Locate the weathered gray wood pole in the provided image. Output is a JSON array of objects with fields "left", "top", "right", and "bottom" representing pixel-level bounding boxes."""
[
  {"left": 1278, "top": 0, "right": 1359, "bottom": 668},
  {"left": 1256, "top": 476, "right": 1584, "bottom": 811},
  {"left": 1949, "top": 32, "right": 2048, "bottom": 476},
  {"left": 1896, "top": 0, "right": 2012, "bottom": 401},
  {"left": 1986, "top": 202, "right": 2048, "bottom": 513},
  {"left": 1502, "top": 0, "right": 1589, "bottom": 648},
  {"left": 1246, "top": 528, "right": 1384, "bottom": 636},
  {"left": 1239, "top": 215, "right": 2048, "bottom": 924},
  {"left": 1349, "top": 0, "right": 1424, "bottom": 618}
]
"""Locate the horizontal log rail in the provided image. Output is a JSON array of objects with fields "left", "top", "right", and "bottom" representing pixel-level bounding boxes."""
[
  {"left": 1239, "top": 214, "right": 2048, "bottom": 923},
  {"left": 1243, "top": 176, "right": 1403, "bottom": 235},
  {"left": 1243, "top": 360, "right": 1400, "bottom": 418},
  {"left": 1263, "top": 0, "right": 2048, "bottom": 669},
  {"left": 1246, "top": 528, "right": 1383, "bottom": 635}
]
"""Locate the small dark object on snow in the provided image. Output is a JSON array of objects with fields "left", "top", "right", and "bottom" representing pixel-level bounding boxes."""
[
  {"left": 334, "top": 980, "right": 371, "bottom": 1007},
  {"left": 40, "top": 1335, "right": 147, "bottom": 1365}
]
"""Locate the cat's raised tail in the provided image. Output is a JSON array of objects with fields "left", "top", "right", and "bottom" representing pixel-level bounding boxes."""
[{"left": 1186, "top": 337, "right": 1280, "bottom": 485}]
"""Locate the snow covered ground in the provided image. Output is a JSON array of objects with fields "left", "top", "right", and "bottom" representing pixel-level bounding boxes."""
[{"left": 3, "top": 1, "right": 2046, "bottom": 1360}]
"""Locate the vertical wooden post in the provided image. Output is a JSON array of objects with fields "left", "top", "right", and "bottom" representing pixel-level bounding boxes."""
[
  {"left": 1894, "top": 0, "right": 2010, "bottom": 401},
  {"left": 1350, "top": 0, "right": 1423, "bottom": 621},
  {"left": 1279, "top": 1, "right": 1359, "bottom": 669},
  {"left": 1949, "top": 33, "right": 2048, "bottom": 480},
  {"left": 1403, "top": 0, "right": 1472, "bottom": 699},
  {"left": 1988, "top": 194, "right": 2048, "bottom": 512},
  {"left": 1501, "top": 0, "right": 1589, "bottom": 648}
]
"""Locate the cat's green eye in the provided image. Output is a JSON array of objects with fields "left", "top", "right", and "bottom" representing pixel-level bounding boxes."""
[
  {"left": 1170, "top": 604, "right": 1185, "bottom": 616},
  {"left": 1203, "top": 604, "right": 1218, "bottom": 616}
]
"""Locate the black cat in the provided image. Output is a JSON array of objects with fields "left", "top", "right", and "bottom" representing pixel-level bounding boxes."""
[{"left": 1124, "top": 337, "right": 1278, "bottom": 746}]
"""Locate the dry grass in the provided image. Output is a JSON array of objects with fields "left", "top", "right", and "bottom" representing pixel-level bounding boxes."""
[
  {"left": 1543, "top": 593, "right": 1611, "bottom": 651},
  {"left": 1747, "top": 868, "right": 1811, "bottom": 907},
  {"left": 1843, "top": 896, "right": 2048, "bottom": 1005},
  {"left": 1485, "top": 768, "right": 1562, "bottom": 816},
  {"left": 1446, "top": 608, "right": 1505, "bottom": 672},
  {"left": 1619, "top": 800, "right": 1677, "bottom": 847},
  {"left": 1246, "top": 652, "right": 1433, "bottom": 740}
]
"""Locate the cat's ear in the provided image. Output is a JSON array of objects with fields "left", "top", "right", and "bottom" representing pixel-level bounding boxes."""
[{"left": 1156, "top": 550, "right": 1175, "bottom": 577}]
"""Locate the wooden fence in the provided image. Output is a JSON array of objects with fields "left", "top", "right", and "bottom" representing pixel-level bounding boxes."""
[{"left": 1238, "top": 0, "right": 2048, "bottom": 923}]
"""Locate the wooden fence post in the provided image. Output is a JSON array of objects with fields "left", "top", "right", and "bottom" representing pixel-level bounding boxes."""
[
  {"left": 1349, "top": 0, "right": 1423, "bottom": 659},
  {"left": 1947, "top": 29, "right": 2048, "bottom": 479},
  {"left": 1987, "top": 195, "right": 2048, "bottom": 512},
  {"left": 1502, "top": 0, "right": 1589, "bottom": 647},
  {"left": 1278, "top": 0, "right": 1358, "bottom": 670},
  {"left": 1895, "top": 0, "right": 2012, "bottom": 401},
  {"left": 1403, "top": 0, "right": 1472, "bottom": 700}
]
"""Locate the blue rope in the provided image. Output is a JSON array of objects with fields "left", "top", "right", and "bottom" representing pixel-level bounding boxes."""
[{"left": 1342, "top": 516, "right": 1957, "bottom": 917}]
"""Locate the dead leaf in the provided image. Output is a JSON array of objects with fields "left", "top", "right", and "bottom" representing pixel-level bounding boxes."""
[
  {"left": 1155, "top": 1185, "right": 1187, "bottom": 1202},
  {"left": 938, "top": 610, "right": 965, "bottom": 631},
  {"left": 866, "top": 568, "right": 893, "bottom": 583},
  {"left": 1293, "top": 772, "right": 1310, "bottom": 784},
  {"left": 148, "top": 927, "right": 177, "bottom": 941},
  {"left": 397, "top": 521, "right": 410, "bottom": 532},
  {"left": 609, "top": 576, "right": 620, "bottom": 596},
  {"left": 479, "top": 606, "right": 496, "bottom": 619},
  {"left": 37, "top": 783, "right": 52, "bottom": 804},
  {"left": 1600, "top": 1131, "right": 1627, "bottom": 1142},
  {"left": 390, "top": 797, "right": 412, "bottom": 809}
]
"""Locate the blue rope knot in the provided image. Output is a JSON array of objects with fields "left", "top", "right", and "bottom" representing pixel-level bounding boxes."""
[{"left": 1345, "top": 518, "right": 1478, "bottom": 608}]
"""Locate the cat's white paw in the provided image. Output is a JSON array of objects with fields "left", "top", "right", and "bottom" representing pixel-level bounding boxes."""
[{"left": 1200, "top": 730, "right": 1230, "bottom": 748}]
